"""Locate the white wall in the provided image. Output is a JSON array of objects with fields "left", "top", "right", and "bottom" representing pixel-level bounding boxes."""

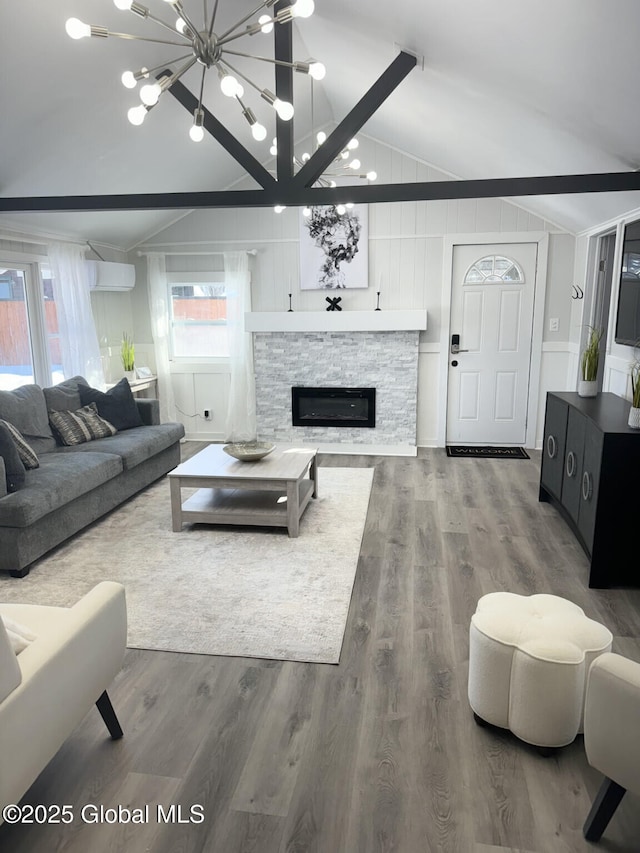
[{"left": 133, "top": 136, "right": 576, "bottom": 445}]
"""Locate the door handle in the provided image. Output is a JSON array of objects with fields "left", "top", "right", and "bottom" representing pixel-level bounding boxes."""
[{"left": 451, "top": 333, "right": 469, "bottom": 354}]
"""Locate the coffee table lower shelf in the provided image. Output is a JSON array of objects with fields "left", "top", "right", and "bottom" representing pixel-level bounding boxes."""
[{"left": 178, "top": 479, "right": 315, "bottom": 536}]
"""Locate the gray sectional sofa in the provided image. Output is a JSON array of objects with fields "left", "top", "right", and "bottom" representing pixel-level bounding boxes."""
[{"left": 0, "top": 376, "right": 185, "bottom": 578}]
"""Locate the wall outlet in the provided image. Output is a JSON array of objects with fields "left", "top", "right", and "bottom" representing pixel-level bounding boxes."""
[
  {"left": 549, "top": 318, "right": 559, "bottom": 332},
  {"left": 204, "top": 409, "right": 212, "bottom": 420}
]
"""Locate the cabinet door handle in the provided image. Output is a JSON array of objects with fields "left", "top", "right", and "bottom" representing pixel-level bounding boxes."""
[
  {"left": 546, "top": 435, "right": 557, "bottom": 459},
  {"left": 582, "top": 471, "right": 593, "bottom": 501},
  {"left": 566, "top": 451, "right": 576, "bottom": 478}
]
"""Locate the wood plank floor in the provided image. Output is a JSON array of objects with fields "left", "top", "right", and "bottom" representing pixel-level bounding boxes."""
[{"left": 3, "top": 445, "right": 640, "bottom": 852}]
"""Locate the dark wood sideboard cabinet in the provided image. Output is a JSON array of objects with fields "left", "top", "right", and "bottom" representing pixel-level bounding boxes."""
[{"left": 539, "top": 391, "right": 640, "bottom": 588}]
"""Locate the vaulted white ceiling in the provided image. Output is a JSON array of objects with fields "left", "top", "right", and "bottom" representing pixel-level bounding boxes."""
[{"left": 1, "top": 0, "right": 640, "bottom": 249}]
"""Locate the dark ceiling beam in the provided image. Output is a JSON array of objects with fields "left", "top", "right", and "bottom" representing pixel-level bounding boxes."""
[
  {"left": 274, "top": 1, "right": 294, "bottom": 183},
  {"left": 166, "top": 78, "right": 277, "bottom": 190},
  {"left": 293, "top": 50, "right": 418, "bottom": 189},
  {"left": 3, "top": 171, "right": 640, "bottom": 214}
]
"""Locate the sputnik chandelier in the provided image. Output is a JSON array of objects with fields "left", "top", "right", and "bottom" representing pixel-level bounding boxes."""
[{"left": 65, "top": 0, "right": 325, "bottom": 144}]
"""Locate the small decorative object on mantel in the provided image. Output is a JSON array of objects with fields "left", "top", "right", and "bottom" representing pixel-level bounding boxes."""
[
  {"left": 629, "top": 356, "right": 640, "bottom": 428},
  {"left": 120, "top": 332, "right": 135, "bottom": 380},
  {"left": 375, "top": 291, "right": 381, "bottom": 311},
  {"left": 326, "top": 296, "right": 342, "bottom": 312},
  {"left": 578, "top": 325, "right": 603, "bottom": 397},
  {"left": 288, "top": 293, "right": 293, "bottom": 312}
]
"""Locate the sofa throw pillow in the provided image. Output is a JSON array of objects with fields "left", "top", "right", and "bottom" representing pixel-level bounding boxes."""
[
  {"left": 43, "top": 375, "right": 89, "bottom": 414},
  {"left": 1, "top": 615, "right": 37, "bottom": 655},
  {"left": 49, "top": 403, "right": 117, "bottom": 446},
  {"left": 79, "top": 378, "right": 143, "bottom": 431},
  {"left": 0, "top": 421, "right": 26, "bottom": 492},
  {"left": 0, "top": 419, "right": 39, "bottom": 469}
]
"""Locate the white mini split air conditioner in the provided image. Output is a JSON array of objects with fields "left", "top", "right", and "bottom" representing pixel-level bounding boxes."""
[{"left": 86, "top": 260, "right": 136, "bottom": 292}]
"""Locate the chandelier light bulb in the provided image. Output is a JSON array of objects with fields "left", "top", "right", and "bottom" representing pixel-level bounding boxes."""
[
  {"left": 347, "top": 138, "right": 359, "bottom": 150},
  {"left": 113, "top": 0, "right": 132, "bottom": 9},
  {"left": 274, "top": 205, "right": 286, "bottom": 213},
  {"left": 258, "top": 14, "right": 273, "bottom": 33},
  {"left": 303, "top": 207, "right": 311, "bottom": 217},
  {"left": 269, "top": 144, "right": 278, "bottom": 156},
  {"left": 291, "top": 0, "right": 315, "bottom": 19},
  {"left": 346, "top": 203, "right": 354, "bottom": 209},
  {"left": 127, "top": 104, "right": 147, "bottom": 126},
  {"left": 349, "top": 158, "right": 361, "bottom": 170},
  {"left": 176, "top": 18, "right": 188, "bottom": 33},
  {"left": 316, "top": 131, "right": 326, "bottom": 144},
  {"left": 367, "top": 170, "right": 377, "bottom": 181},
  {"left": 121, "top": 70, "right": 137, "bottom": 89},
  {"left": 220, "top": 73, "right": 239, "bottom": 97},
  {"left": 301, "top": 152, "right": 310, "bottom": 162},
  {"left": 65, "top": 18, "right": 91, "bottom": 39},
  {"left": 274, "top": 99, "right": 294, "bottom": 121},
  {"left": 340, "top": 150, "right": 349, "bottom": 159},
  {"left": 189, "top": 124, "right": 204, "bottom": 142},
  {"left": 336, "top": 204, "right": 346, "bottom": 215},
  {"left": 329, "top": 180, "right": 337, "bottom": 188},
  {"left": 308, "top": 62, "right": 326, "bottom": 80},
  {"left": 140, "top": 82, "right": 162, "bottom": 105},
  {"left": 251, "top": 121, "right": 267, "bottom": 141}
]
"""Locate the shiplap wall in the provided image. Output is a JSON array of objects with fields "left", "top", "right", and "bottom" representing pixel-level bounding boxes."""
[{"left": 134, "top": 135, "right": 576, "bottom": 445}]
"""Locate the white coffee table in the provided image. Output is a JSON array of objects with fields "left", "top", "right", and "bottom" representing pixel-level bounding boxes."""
[{"left": 168, "top": 444, "right": 318, "bottom": 537}]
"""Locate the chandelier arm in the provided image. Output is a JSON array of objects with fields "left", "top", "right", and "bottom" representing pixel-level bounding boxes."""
[
  {"left": 217, "top": 1, "right": 275, "bottom": 41},
  {"left": 140, "top": 53, "right": 195, "bottom": 76},
  {"left": 107, "top": 31, "right": 188, "bottom": 46},
  {"left": 207, "top": 0, "right": 221, "bottom": 37},
  {"left": 197, "top": 65, "right": 206, "bottom": 110},
  {"left": 158, "top": 57, "right": 199, "bottom": 94},
  {"left": 219, "top": 59, "right": 264, "bottom": 97},
  {"left": 141, "top": 12, "right": 192, "bottom": 39},
  {"left": 222, "top": 49, "right": 295, "bottom": 69},
  {"left": 171, "top": 2, "right": 207, "bottom": 51}
]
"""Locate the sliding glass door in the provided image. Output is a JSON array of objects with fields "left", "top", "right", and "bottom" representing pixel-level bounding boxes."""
[{"left": 0, "top": 262, "right": 60, "bottom": 391}]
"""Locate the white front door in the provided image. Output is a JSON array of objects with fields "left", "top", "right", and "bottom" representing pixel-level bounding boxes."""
[{"left": 446, "top": 242, "right": 538, "bottom": 445}]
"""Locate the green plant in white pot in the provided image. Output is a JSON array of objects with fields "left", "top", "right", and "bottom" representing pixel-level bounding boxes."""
[
  {"left": 629, "top": 358, "right": 640, "bottom": 429},
  {"left": 121, "top": 333, "right": 135, "bottom": 378},
  {"left": 578, "top": 326, "right": 603, "bottom": 397}
]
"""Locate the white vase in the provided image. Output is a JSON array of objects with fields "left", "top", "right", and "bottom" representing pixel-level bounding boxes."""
[
  {"left": 628, "top": 406, "right": 640, "bottom": 429},
  {"left": 124, "top": 370, "right": 135, "bottom": 381},
  {"left": 578, "top": 380, "right": 598, "bottom": 398}
]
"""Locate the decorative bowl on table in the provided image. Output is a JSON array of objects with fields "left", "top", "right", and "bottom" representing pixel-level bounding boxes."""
[{"left": 222, "top": 441, "right": 276, "bottom": 462}]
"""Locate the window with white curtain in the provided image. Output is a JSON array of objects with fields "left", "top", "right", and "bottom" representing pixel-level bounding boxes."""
[
  {"left": 0, "top": 260, "right": 61, "bottom": 390},
  {"left": 167, "top": 271, "right": 229, "bottom": 359}
]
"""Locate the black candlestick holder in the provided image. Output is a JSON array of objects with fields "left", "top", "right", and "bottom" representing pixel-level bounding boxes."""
[
  {"left": 287, "top": 293, "right": 293, "bottom": 312},
  {"left": 375, "top": 291, "right": 381, "bottom": 311}
]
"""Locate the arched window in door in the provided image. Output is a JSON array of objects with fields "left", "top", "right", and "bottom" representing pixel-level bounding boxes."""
[{"left": 463, "top": 255, "right": 525, "bottom": 284}]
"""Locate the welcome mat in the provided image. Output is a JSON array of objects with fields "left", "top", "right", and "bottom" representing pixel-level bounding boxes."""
[{"left": 446, "top": 446, "right": 530, "bottom": 459}]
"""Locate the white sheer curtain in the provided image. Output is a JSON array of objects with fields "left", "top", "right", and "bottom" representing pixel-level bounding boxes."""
[
  {"left": 48, "top": 242, "right": 105, "bottom": 388},
  {"left": 224, "top": 251, "right": 256, "bottom": 442},
  {"left": 147, "top": 253, "right": 176, "bottom": 423}
]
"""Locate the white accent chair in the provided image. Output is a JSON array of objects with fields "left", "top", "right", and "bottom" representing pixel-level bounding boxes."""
[
  {"left": 583, "top": 652, "right": 640, "bottom": 841},
  {"left": 0, "top": 582, "right": 127, "bottom": 820},
  {"left": 468, "top": 592, "right": 612, "bottom": 752}
]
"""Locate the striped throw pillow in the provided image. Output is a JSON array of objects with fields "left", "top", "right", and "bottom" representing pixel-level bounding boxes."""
[
  {"left": 49, "top": 403, "right": 117, "bottom": 446},
  {"left": 0, "top": 419, "right": 40, "bottom": 469}
]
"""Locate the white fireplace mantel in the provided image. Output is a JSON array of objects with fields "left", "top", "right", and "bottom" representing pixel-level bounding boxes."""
[{"left": 244, "top": 310, "right": 427, "bottom": 333}]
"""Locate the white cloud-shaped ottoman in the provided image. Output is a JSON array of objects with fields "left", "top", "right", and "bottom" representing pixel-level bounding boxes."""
[{"left": 468, "top": 592, "right": 612, "bottom": 749}]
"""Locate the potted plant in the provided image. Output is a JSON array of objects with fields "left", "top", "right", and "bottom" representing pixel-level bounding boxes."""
[
  {"left": 120, "top": 333, "right": 135, "bottom": 379},
  {"left": 578, "top": 326, "right": 603, "bottom": 397},
  {"left": 629, "top": 357, "right": 640, "bottom": 429}
]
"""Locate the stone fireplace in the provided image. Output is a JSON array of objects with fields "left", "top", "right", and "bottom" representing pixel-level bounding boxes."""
[{"left": 247, "top": 311, "right": 426, "bottom": 454}]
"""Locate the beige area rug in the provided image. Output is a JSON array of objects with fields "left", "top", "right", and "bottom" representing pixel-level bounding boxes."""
[{"left": 0, "top": 467, "right": 373, "bottom": 664}]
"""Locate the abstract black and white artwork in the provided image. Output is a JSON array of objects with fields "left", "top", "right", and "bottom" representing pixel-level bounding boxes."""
[{"left": 299, "top": 203, "right": 368, "bottom": 289}]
